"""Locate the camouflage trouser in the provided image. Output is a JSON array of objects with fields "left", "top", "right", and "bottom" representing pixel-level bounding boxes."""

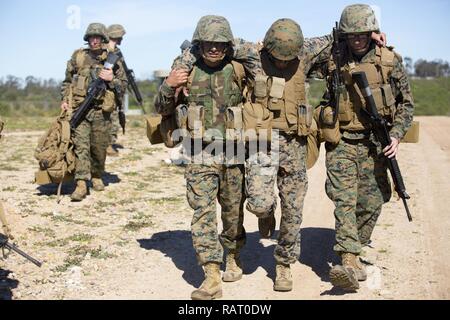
[
  {"left": 186, "top": 162, "right": 246, "bottom": 266},
  {"left": 325, "top": 136, "right": 392, "bottom": 255},
  {"left": 73, "top": 109, "right": 112, "bottom": 181},
  {"left": 109, "top": 110, "right": 120, "bottom": 145},
  {"left": 246, "top": 132, "right": 308, "bottom": 265}
]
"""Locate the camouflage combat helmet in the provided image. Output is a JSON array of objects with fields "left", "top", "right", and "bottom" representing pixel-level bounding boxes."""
[
  {"left": 107, "top": 24, "right": 126, "bottom": 39},
  {"left": 83, "top": 23, "right": 109, "bottom": 43},
  {"left": 192, "top": 15, "right": 234, "bottom": 44},
  {"left": 339, "top": 4, "right": 380, "bottom": 34},
  {"left": 263, "top": 18, "right": 304, "bottom": 61}
]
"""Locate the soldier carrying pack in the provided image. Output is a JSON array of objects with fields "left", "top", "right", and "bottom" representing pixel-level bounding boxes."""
[{"left": 34, "top": 111, "right": 76, "bottom": 201}]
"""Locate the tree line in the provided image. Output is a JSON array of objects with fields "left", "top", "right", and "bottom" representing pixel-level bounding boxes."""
[
  {"left": 404, "top": 58, "right": 450, "bottom": 78},
  {"left": 0, "top": 57, "right": 449, "bottom": 117},
  {"left": 0, "top": 76, "right": 159, "bottom": 116}
]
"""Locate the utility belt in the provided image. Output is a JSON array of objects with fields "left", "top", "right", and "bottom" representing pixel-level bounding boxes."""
[
  {"left": 278, "top": 130, "right": 305, "bottom": 141},
  {"left": 341, "top": 136, "right": 369, "bottom": 145},
  {"left": 175, "top": 103, "right": 244, "bottom": 142},
  {"left": 340, "top": 129, "right": 372, "bottom": 136},
  {"left": 242, "top": 101, "right": 313, "bottom": 140},
  {"left": 184, "top": 139, "right": 246, "bottom": 164}
]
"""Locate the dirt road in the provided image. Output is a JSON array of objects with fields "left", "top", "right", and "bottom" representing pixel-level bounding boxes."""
[{"left": 0, "top": 116, "right": 448, "bottom": 300}]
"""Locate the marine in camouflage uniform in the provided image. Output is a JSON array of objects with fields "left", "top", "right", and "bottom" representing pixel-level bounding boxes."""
[
  {"left": 155, "top": 15, "right": 252, "bottom": 300},
  {"left": 244, "top": 19, "right": 333, "bottom": 292},
  {"left": 175, "top": 18, "right": 334, "bottom": 292},
  {"left": 106, "top": 24, "right": 127, "bottom": 157},
  {"left": 322, "top": 4, "right": 414, "bottom": 291},
  {"left": 61, "top": 23, "right": 127, "bottom": 201}
]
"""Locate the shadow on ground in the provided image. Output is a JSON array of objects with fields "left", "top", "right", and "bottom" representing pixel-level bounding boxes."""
[
  {"left": 300, "top": 227, "right": 354, "bottom": 296},
  {"left": 0, "top": 269, "right": 19, "bottom": 300},
  {"left": 138, "top": 227, "right": 344, "bottom": 295},
  {"left": 138, "top": 230, "right": 277, "bottom": 288},
  {"left": 299, "top": 227, "right": 340, "bottom": 282}
]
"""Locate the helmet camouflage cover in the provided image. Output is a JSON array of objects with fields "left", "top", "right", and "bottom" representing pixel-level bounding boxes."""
[
  {"left": 84, "top": 23, "right": 109, "bottom": 43},
  {"left": 263, "top": 18, "right": 304, "bottom": 61},
  {"left": 192, "top": 15, "right": 234, "bottom": 44},
  {"left": 107, "top": 24, "right": 126, "bottom": 39},
  {"left": 339, "top": 4, "right": 380, "bottom": 34}
]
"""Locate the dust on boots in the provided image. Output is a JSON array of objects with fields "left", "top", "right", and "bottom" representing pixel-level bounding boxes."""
[
  {"left": 329, "top": 252, "right": 367, "bottom": 291},
  {"left": 191, "top": 262, "right": 222, "bottom": 300}
]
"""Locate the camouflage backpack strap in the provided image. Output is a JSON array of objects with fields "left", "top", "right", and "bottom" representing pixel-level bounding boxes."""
[
  {"left": 56, "top": 113, "right": 70, "bottom": 203},
  {"left": 231, "top": 60, "right": 245, "bottom": 91},
  {"left": 59, "top": 114, "right": 71, "bottom": 155}
]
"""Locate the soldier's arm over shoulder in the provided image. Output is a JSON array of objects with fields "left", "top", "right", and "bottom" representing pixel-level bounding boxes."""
[
  {"left": 303, "top": 34, "right": 333, "bottom": 78},
  {"left": 172, "top": 46, "right": 201, "bottom": 72},
  {"left": 232, "top": 38, "right": 262, "bottom": 80},
  {"left": 60, "top": 49, "right": 80, "bottom": 102},
  {"left": 172, "top": 39, "right": 262, "bottom": 80},
  {"left": 154, "top": 69, "right": 179, "bottom": 116},
  {"left": 390, "top": 50, "right": 414, "bottom": 140}
]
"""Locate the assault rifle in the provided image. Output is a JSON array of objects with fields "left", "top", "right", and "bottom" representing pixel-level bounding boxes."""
[
  {"left": 1, "top": 234, "right": 42, "bottom": 267},
  {"left": 115, "top": 50, "right": 146, "bottom": 117},
  {"left": 352, "top": 71, "right": 413, "bottom": 222},
  {"left": 70, "top": 52, "right": 120, "bottom": 129},
  {"left": 320, "top": 21, "right": 346, "bottom": 126}
]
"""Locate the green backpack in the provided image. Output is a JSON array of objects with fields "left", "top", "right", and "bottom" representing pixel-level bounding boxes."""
[{"left": 34, "top": 112, "right": 75, "bottom": 198}]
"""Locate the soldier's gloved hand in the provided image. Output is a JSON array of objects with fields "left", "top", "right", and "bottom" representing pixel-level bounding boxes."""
[
  {"left": 99, "top": 68, "right": 114, "bottom": 82},
  {"left": 166, "top": 68, "right": 189, "bottom": 88},
  {"left": 60, "top": 101, "right": 69, "bottom": 111},
  {"left": 383, "top": 137, "right": 399, "bottom": 158},
  {"left": 371, "top": 32, "right": 387, "bottom": 47}
]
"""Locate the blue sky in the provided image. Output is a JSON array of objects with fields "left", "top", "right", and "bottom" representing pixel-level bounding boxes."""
[{"left": 1, "top": 0, "right": 449, "bottom": 80}]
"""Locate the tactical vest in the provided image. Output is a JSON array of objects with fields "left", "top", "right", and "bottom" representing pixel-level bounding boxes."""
[
  {"left": 70, "top": 47, "right": 115, "bottom": 110},
  {"left": 183, "top": 60, "right": 245, "bottom": 141},
  {"left": 249, "top": 51, "right": 311, "bottom": 136},
  {"left": 333, "top": 46, "right": 397, "bottom": 132}
]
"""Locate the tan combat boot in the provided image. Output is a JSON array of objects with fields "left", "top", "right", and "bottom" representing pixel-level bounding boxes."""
[
  {"left": 223, "top": 251, "right": 243, "bottom": 282},
  {"left": 91, "top": 177, "right": 105, "bottom": 192},
  {"left": 258, "top": 215, "right": 276, "bottom": 239},
  {"left": 329, "top": 252, "right": 360, "bottom": 291},
  {"left": 106, "top": 145, "right": 119, "bottom": 157},
  {"left": 274, "top": 263, "right": 292, "bottom": 292},
  {"left": 71, "top": 180, "right": 87, "bottom": 201},
  {"left": 191, "top": 262, "right": 222, "bottom": 300}
]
